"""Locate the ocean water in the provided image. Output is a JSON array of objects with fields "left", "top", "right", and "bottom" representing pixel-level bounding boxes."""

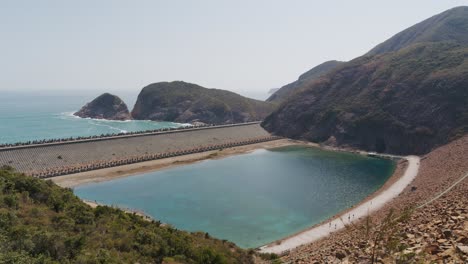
[
  {"left": 75, "top": 146, "right": 395, "bottom": 248},
  {"left": 0, "top": 92, "right": 184, "bottom": 144}
]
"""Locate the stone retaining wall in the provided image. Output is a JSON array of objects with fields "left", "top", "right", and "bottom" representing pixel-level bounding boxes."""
[{"left": 0, "top": 123, "right": 276, "bottom": 177}]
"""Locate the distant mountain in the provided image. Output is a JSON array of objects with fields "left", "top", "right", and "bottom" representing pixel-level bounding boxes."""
[
  {"left": 262, "top": 7, "right": 468, "bottom": 155},
  {"left": 131, "top": 81, "right": 276, "bottom": 124},
  {"left": 266, "top": 60, "right": 345, "bottom": 102},
  {"left": 268, "top": 88, "right": 280, "bottom": 94},
  {"left": 368, "top": 6, "right": 468, "bottom": 55},
  {"left": 74, "top": 93, "right": 131, "bottom": 121}
]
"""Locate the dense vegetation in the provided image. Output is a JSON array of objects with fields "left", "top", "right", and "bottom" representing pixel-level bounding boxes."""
[
  {"left": 131, "top": 81, "right": 276, "bottom": 124},
  {"left": 0, "top": 166, "right": 254, "bottom": 263},
  {"left": 266, "top": 60, "right": 344, "bottom": 102},
  {"left": 262, "top": 7, "right": 468, "bottom": 155}
]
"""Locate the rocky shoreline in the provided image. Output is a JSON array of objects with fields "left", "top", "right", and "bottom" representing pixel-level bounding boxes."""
[
  {"left": 269, "top": 135, "right": 468, "bottom": 263},
  {"left": 74, "top": 93, "right": 131, "bottom": 120}
]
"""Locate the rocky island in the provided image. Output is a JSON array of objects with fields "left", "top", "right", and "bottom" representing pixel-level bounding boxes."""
[
  {"left": 74, "top": 93, "right": 131, "bottom": 121},
  {"left": 131, "top": 81, "right": 276, "bottom": 124},
  {"left": 74, "top": 82, "right": 276, "bottom": 124}
]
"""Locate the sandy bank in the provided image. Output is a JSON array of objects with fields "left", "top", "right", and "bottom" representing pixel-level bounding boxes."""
[
  {"left": 83, "top": 200, "right": 154, "bottom": 222},
  {"left": 52, "top": 139, "right": 306, "bottom": 188}
]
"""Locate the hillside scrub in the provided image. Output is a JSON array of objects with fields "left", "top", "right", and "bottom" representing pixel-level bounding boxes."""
[{"left": 0, "top": 166, "right": 253, "bottom": 264}]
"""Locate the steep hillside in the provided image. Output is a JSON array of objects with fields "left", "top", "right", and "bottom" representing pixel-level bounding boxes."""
[
  {"left": 132, "top": 81, "right": 276, "bottom": 124},
  {"left": 262, "top": 41, "right": 468, "bottom": 154},
  {"left": 74, "top": 93, "right": 131, "bottom": 121},
  {"left": 266, "top": 60, "right": 344, "bottom": 102},
  {"left": 281, "top": 135, "right": 468, "bottom": 263},
  {"left": 368, "top": 6, "right": 468, "bottom": 55},
  {"left": 0, "top": 166, "right": 254, "bottom": 263}
]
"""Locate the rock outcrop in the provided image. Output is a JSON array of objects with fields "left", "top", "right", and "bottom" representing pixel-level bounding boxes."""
[
  {"left": 74, "top": 93, "right": 131, "bottom": 121},
  {"left": 262, "top": 7, "right": 468, "bottom": 155},
  {"left": 131, "top": 81, "right": 276, "bottom": 124}
]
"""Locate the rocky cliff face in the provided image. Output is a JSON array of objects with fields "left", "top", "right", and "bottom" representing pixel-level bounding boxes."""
[
  {"left": 74, "top": 93, "right": 131, "bottom": 121},
  {"left": 267, "top": 60, "right": 345, "bottom": 102},
  {"left": 131, "top": 81, "right": 276, "bottom": 124},
  {"left": 262, "top": 7, "right": 468, "bottom": 155}
]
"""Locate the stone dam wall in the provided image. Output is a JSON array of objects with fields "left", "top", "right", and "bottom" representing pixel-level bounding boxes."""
[{"left": 0, "top": 123, "right": 277, "bottom": 177}]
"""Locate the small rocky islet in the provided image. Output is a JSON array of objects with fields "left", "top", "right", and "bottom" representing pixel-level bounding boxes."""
[{"left": 74, "top": 93, "right": 131, "bottom": 121}]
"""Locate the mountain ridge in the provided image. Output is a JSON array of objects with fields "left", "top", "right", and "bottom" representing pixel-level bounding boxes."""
[
  {"left": 267, "top": 60, "right": 345, "bottom": 102},
  {"left": 262, "top": 7, "right": 468, "bottom": 154},
  {"left": 368, "top": 6, "right": 468, "bottom": 55}
]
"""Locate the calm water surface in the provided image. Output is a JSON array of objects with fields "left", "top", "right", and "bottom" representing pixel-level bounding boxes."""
[{"left": 75, "top": 146, "right": 395, "bottom": 248}]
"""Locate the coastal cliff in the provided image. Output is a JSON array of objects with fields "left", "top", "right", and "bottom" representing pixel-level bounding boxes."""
[
  {"left": 262, "top": 6, "right": 468, "bottom": 155},
  {"left": 131, "top": 81, "right": 276, "bottom": 124},
  {"left": 74, "top": 93, "right": 131, "bottom": 121}
]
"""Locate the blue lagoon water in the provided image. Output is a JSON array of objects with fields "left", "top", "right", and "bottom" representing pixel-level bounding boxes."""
[
  {"left": 0, "top": 92, "right": 184, "bottom": 144},
  {"left": 75, "top": 146, "right": 395, "bottom": 248}
]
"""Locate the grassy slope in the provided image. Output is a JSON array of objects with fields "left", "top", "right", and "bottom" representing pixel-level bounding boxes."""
[{"left": 0, "top": 167, "right": 254, "bottom": 264}]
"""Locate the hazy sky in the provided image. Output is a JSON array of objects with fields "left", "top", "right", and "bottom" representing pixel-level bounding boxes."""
[{"left": 1, "top": 0, "right": 467, "bottom": 99}]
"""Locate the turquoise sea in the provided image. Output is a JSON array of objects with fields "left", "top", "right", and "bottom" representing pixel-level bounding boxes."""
[
  {"left": 0, "top": 92, "right": 184, "bottom": 144},
  {"left": 75, "top": 146, "right": 395, "bottom": 248}
]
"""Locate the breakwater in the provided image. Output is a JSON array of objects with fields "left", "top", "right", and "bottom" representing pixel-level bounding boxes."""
[
  {"left": 0, "top": 123, "right": 279, "bottom": 178},
  {"left": 0, "top": 121, "right": 261, "bottom": 150}
]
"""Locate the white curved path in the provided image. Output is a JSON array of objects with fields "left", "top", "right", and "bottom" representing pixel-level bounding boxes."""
[{"left": 260, "top": 155, "right": 420, "bottom": 254}]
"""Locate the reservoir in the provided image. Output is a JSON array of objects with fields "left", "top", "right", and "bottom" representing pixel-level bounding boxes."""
[{"left": 74, "top": 146, "right": 395, "bottom": 248}]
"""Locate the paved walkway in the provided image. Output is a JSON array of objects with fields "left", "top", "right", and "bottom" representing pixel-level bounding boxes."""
[
  {"left": 260, "top": 155, "right": 420, "bottom": 254},
  {"left": 416, "top": 171, "right": 468, "bottom": 209}
]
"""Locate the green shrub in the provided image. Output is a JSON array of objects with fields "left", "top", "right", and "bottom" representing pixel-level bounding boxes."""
[{"left": 0, "top": 168, "right": 254, "bottom": 263}]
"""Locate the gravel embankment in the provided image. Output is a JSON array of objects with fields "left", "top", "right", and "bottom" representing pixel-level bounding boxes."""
[{"left": 0, "top": 123, "right": 270, "bottom": 172}]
